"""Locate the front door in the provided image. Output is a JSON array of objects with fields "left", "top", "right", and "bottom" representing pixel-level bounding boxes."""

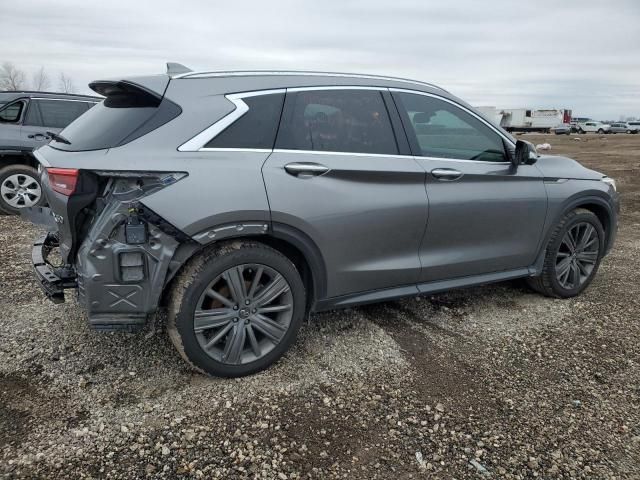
[
  {"left": 263, "top": 88, "right": 428, "bottom": 299},
  {"left": 391, "top": 90, "right": 548, "bottom": 283}
]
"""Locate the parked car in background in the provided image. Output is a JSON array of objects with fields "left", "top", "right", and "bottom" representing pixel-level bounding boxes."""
[
  {"left": 627, "top": 121, "right": 640, "bottom": 132},
  {"left": 570, "top": 117, "right": 591, "bottom": 132},
  {"left": 577, "top": 121, "right": 611, "bottom": 134},
  {"left": 552, "top": 123, "right": 571, "bottom": 135},
  {"left": 0, "top": 91, "right": 100, "bottom": 214},
  {"left": 610, "top": 122, "right": 638, "bottom": 134},
  {"left": 21, "top": 66, "right": 620, "bottom": 377}
]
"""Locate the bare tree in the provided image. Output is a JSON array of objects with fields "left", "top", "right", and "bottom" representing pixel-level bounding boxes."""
[
  {"left": 58, "top": 72, "right": 76, "bottom": 93},
  {"left": 0, "top": 62, "right": 27, "bottom": 90},
  {"left": 31, "top": 66, "right": 51, "bottom": 91}
]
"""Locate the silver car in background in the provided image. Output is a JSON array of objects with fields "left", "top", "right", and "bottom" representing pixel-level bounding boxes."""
[
  {"left": 610, "top": 122, "right": 638, "bottom": 134},
  {"left": 22, "top": 65, "right": 620, "bottom": 377}
]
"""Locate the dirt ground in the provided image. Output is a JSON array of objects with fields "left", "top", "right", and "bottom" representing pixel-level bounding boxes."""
[{"left": 1, "top": 134, "right": 639, "bottom": 479}]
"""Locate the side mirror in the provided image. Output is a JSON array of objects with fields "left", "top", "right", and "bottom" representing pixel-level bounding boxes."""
[{"left": 513, "top": 140, "right": 538, "bottom": 167}]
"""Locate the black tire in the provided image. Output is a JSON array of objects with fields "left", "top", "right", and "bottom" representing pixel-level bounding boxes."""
[
  {"left": 627, "top": 130, "right": 632, "bottom": 134},
  {"left": 597, "top": 129, "right": 604, "bottom": 134},
  {"left": 527, "top": 208, "right": 605, "bottom": 298},
  {"left": 0, "top": 164, "right": 44, "bottom": 215},
  {"left": 167, "top": 241, "right": 306, "bottom": 377},
  {"left": 578, "top": 128, "right": 585, "bottom": 134}
]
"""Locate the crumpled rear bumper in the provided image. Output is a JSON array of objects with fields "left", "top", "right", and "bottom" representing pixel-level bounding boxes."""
[{"left": 31, "top": 232, "right": 77, "bottom": 304}]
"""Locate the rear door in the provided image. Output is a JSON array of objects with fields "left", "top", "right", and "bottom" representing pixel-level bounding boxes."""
[
  {"left": 262, "top": 87, "right": 428, "bottom": 299},
  {"left": 391, "top": 90, "right": 547, "bottom": 283},
  {"left": 21, "top": 99, "right": 91, "bottom": 146}
]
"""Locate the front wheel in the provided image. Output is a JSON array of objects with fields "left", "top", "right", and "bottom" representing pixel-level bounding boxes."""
[
  {"left": 527, "top": 208, "right": 604, "bottom": 298},
  {"left": 168, "top": 241, "right": 306, "bottom": 377},
  {"left": 0, "top": 165, "right": 44, "bottom": 215},
  {"left": 597, "top": 129, "right": 604, "bottom": 134}
]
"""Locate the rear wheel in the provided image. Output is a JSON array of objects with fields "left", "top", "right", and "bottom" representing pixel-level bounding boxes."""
[
  {"left": 0, "top": 165, "right": 43, "bottom": 215},
  {"left": 527, "top": 209, "right": 604, "bottom": 298},
  {"left": 627, "top": 130, "right": 632, "bottom": 134},
  {"left": 168, "top": 241, "right": 306, "bottom": 377},
  {"left": 597, "top": 128, "right": 604, "bottom": 134}
]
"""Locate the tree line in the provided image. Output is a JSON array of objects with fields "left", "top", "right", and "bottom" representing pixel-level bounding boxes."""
[{"left": 0, "top": 62, "right": 76, "bottom": 93}]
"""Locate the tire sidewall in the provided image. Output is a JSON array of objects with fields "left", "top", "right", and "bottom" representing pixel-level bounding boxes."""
[
  {"left": 0, "top": 165, "right": 44, "bottom": 215},
  {"left": 173, "top": 246, "right": 306, "bottom": 377},
  {"left": 546, "top": 212, "right": 605, "bottom": 297}
]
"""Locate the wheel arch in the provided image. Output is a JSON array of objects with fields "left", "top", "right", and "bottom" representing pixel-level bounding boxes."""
[
  {"left": 0, "top": 151, "right": 39, "bottom": 169},
  {"left": 533, "top": 194, "right": 615, "bottom": 272},
  {"left": 162, "top": 222, "right": 327, "bottom": 313}
]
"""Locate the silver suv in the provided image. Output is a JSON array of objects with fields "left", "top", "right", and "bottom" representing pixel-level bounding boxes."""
[
  {"left": 0, "top": 91, "right": 100, "bottom": 214},
  {"left": 23, "top": 65, "right": 619, "bottom": 377}
]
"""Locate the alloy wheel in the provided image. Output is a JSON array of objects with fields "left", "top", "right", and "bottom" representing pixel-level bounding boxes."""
[
  {"left": 1, "top": 173, "right": 42, "bottom": 208},
  {"left": 194, "top": 263, "right": 294, "bottom": 365},
  {"left": 555, "top": 222, "right": 600, "bottom": 290}
]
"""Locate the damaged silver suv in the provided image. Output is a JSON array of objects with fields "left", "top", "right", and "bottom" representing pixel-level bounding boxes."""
[{"left": 23, "top": 64, "right": 619, "bottom": 377}]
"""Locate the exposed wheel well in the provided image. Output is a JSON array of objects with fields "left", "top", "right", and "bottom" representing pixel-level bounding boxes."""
[
  {"left": 575, "top": 202, "right": 611, "bottom": 246},
  {"left": 0, "top": 152, "right": 38, "bottom": 169}
]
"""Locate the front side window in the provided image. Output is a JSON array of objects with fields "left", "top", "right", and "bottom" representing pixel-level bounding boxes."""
[
  {"left": 0, "top": 100, "right": 25, "bottom": 123},
  {"left": 276, "top": 89, "right": 398, "bottom": 155},
  {"left": 393, "top": 92, "right": 507, "bottom": 162},
  {"left": 204, "top": 93, "right": 284, "bottom": 149},
  {"left": 31, "top": 100, "right": 90, "bottom": 129}
]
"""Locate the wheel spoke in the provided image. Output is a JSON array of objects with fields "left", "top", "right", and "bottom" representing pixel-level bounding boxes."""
[
  {"left": 223, "top": 266, "right": 246, "bottom": 303},
  {"left": 578, "top": 224, "right": 594, "bottom": 249},
  {"left": 222, "top": 324, "right": 246, "bottom": 364},
  {"left": 205, "top": 288, "right": 235, "bottom": 308},
  {"left": 575, "top": 260, "right": 589, "bottom": 276},
  {"left": 251, "top": 314, "right": 287, "bottom": 343},
  {"left": 569, "top": 262, "right": 579, "bottom": 287},
  {"left": 556, "top": 257, "right": 572, "bottom": 278},
  {"left": 564, "top": 230, "right": 577, "bottom": 252},
  {"left": 247, "top": 266, "right": 264, "bottom": 299},
  {"left": 204, "top": 322, "right": 234, "bottom": 349},
  {"left": 258, "top": 304, "right": 292, "bottom": 314},
  {"left": 246, "top": 325, "right": 261, "bottom": 357},
  {"left": 194, "top": 308, "right": 235, "bottom": 332},
  {"left": 576, "top": 251, "right": 598, "bottom": 264},
  {"left": 253, "top": 274, "right": 289, "bottom": 307}
]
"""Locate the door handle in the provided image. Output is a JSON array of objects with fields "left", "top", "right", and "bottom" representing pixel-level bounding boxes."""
[
  {"left": 284, "top": 162, "right": 330, "bottom": 177},
  {"left": 28, "top": 133, "right": 48, "bottom": 140},
  {"left": 431, "top": 168, "right": 463, "bottom": 181}
]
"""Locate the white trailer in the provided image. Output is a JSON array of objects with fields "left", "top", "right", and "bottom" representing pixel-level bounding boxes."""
[{"left": 498, "top": 108, "right": 572, "bottom": 133}]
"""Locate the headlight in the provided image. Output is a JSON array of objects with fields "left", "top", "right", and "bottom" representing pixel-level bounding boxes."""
[{"left": 602, "top": 177, "right": 616, "bottom": 192}]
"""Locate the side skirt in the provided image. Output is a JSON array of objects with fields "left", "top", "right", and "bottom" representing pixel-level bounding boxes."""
[{"left": 314, "top": 267, "right": 532, "bottom": 312}]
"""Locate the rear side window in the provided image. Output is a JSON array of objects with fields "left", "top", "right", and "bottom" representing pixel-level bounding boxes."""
[
  {"left": 204, "top": 93, "right": 284, "bottom": 149},
  {"left": 276, "top": 89, "right": 398, "bottom": 155},
  {"left": 51, "top": 82, "right": 181, "bottom": 152},
  {"left": 393, "top": 92, "right": 507, "bottom": 162},
  {"left": 26, "top": 100, "right": 90, "bottom": 128},
  {"left": 0, "top": 100, "right": 25, "bottom": 123}
]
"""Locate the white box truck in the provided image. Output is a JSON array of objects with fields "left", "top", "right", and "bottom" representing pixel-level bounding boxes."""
[{"left": 498, "top": 108, "right": 572, "bottom": 133}]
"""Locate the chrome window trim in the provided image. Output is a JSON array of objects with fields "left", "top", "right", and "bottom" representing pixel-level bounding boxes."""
[
  {"left": 173, "top": 70, "right": 446, "bottom": 92},
  {"left": 179, "top": 85, "right": 515, "bottom": 160},
  {"left": 389, "top": 87, "right": 516, "bottom": 147},
  {"left": 272, "top": 149, "right": 410, "bottom": 160}
]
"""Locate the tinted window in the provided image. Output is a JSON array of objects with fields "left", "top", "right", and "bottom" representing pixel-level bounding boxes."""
[
  {"left": 51, "top": 90, "right": 180, "bottom": 152},
  {"left": 29, "top": 100, "right": 90, "bottom": 128},
  {"left": 276, "top": 90, "right": 398, "bottom": 155},
  {"left": 394, "top": 92, "right": 507, "bottom": 162},
  {"left": 0, "top": 101, "right": 25, "bottom": 123},
  {"left": 205, "top": 93, "right": 284, "bottom": 149}
]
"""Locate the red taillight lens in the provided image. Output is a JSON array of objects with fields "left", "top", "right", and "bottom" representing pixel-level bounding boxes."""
[{"left": 47, "top": 168, "right": 79, "bottom": 196}]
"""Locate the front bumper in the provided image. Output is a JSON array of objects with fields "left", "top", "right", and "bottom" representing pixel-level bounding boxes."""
[{"left": 31, "top": 232, "right": 77, "bottom": 304}]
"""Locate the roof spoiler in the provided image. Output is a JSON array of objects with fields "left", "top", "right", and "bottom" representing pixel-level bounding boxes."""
[{"left": 166, "top": 62, "right": 193, "bottom": 76}]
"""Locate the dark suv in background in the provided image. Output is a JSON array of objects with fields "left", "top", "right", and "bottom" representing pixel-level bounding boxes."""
[
  {"left": 0, "top": 91, "right": 100, "bottom": 214},
  {"left": 22, "top": 66, "right": 619, "bottom": 377}
]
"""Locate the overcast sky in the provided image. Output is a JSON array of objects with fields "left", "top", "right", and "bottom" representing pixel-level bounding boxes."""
[{"left": 2, "top": 0, "right": 639, "bottom": 119}]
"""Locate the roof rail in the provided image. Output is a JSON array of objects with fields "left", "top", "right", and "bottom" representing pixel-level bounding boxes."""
[{"left": 172, "top": 70, "right": 447, "bottom": 92}]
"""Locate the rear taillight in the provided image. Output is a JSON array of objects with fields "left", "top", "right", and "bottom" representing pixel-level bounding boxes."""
[{"left": 47, "top": 168, "right": 79, "bottom": 196}]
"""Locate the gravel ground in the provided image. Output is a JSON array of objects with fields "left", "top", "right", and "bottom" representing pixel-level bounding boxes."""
[{"left": 1, "top": 134, "right": 639, "bottom": 479}]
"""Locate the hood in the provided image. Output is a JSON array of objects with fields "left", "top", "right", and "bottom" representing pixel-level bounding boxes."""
[{"left": 534, "top": 155, "right": 604, "bottom": 181}]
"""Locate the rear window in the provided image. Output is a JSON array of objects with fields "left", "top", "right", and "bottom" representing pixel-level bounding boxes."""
[{"left": 51, "top": 82, "right": 181, "bottom": 152}]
